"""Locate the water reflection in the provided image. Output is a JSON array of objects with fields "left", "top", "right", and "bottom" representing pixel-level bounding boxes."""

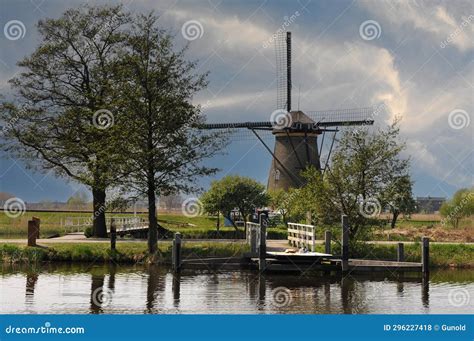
[
  {"left": 171, "top": 273, "right": 180, "bottom": 307},
  {"left": 422, "top": 274, "right": 430, "bottom": 308},
  {"left": 1, "top": 264, "right": 471, "bottom": 314},
  {"left": 145, "top": 265, "right": 165, "bottom": 313}
]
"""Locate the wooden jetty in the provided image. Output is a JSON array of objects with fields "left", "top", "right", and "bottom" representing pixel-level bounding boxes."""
[{"left": 173, "top": 214, "right": 427, "bottom": 275}]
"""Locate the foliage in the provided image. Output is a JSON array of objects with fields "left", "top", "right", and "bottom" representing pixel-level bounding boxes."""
[
  {"left": 268, "top": 188, "right": 306, "bottom": 225},
  {"left": 66, "top": 191, "right": 90, "bottom": 207},
  {"left": 0, "top": 5, "right": 132, "bottom": 237},
  {"left": 440, "top": 188, "right": 474, "bottom": 228},
  {"left": 383, "top": 175, "right": 417, "bottom": 228},
  {"left": 295, "top": 120, "right": 410, "bottom": 238},
  {"left": 201, "top": 175, "right": 269, "bottom": 229}
]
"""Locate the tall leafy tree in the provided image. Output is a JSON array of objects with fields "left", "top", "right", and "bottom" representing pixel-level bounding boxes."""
[
  {"left": 119, "top": 14, "right": 224, "bottom": 253},
  {"left": 201, "top": 175, "right": 269, "bottom": 232},
  {"left": 298, "top": 121, "right": 410, "bottom": 238},
  {"left": 383, "top": 175, "right": 416, "bottom": 228},
  {"left": 0, "top": 5, "right": 131, "bottom": 237}
]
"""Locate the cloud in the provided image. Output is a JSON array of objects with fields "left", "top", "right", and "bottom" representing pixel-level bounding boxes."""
[
  {"left": 360, "top": 0, "right": 474, "bottom": 52},
  {"left": 1, "top": 0, "right": 472, "bottom": 198}
]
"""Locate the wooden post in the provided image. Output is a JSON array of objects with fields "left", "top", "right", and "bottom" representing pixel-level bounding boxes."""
[
  {"left": 27, "top": 220, "right": 38, "bottom": 247},
  {"left": 172, "top": 232, "right": 182, "bottom": 272},
  {"left": 32, "top": 217, "right": 40, "bottom": 238},
  {"left": 258, "top": 213, "right": 267, "bottom": 272},
  {"left": 324, "top": 230, "right": 332, "bottom": 254},
  {"left": 110, "top": 218, "right": 117, "bottom": 251},
  {"left": 250, "top": 227, "right": 258, "bottom": 255},
  {"left": 341, "top": 215, "right": 349, "bottom": 272},
  {"left": 422, "top": 237, "right": 429, "bottom": 274},
  {"left": 397, "top": 242, "right": 404, "bottom": 262}
]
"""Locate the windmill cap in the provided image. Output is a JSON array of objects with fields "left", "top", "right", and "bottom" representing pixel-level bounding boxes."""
[{"left": 289, "top": 110, "right": 315, "bottom": 124}]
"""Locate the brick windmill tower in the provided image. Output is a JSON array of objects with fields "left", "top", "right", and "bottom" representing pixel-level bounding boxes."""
[{"left": 201, "top": 32, "right": 374, "bottom": 191}]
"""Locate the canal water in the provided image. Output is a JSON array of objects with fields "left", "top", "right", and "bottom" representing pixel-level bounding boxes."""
[{"left": 1, "top": 264, "right": 472, "bottom": 314}]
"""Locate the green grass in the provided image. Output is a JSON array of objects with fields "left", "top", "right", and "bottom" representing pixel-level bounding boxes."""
[
  {"left": 0, "top": 242, "right": 249, "bottom": 265},
  {"left": 1, "top": 241, "right": 472, "bottom": 268}
]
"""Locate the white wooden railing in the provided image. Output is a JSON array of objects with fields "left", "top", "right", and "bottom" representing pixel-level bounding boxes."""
[
  {"left": 62, "top": 216, "right": 148, "bottom": 233},
  {"left": 287, "top": 223, "right": 316, "bottom": 252},
  {"left": 61, "top": 217, "right": 92, "bottom": 233},
  {"left": 108, "top": 217, "right": 148, "bottom": 232}
]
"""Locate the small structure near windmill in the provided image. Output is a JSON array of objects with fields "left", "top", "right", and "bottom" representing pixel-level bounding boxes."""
[{"left": 201, "top": 32, "right": 375, "bottom": 190}]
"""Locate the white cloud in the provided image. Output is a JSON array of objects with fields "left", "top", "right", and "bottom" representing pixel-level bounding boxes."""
[{"left": 360, "top": 1, "right": 474, "bottom": 52}]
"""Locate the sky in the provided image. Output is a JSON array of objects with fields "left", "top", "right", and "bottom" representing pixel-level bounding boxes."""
[{"left": 0, "top": 0, "right": 473, "bottom": 203}]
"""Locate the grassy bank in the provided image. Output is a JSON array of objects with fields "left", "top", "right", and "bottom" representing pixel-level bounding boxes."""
[
  {"left": 0, "top": 242, "right": 249, "bottom": 265},
  {"left": 1, "top": 241, "right": 472, "bottom": 268}
]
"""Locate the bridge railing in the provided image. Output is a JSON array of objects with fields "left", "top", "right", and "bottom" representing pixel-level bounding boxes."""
[
  {"left": 61, "top": 217, "right": 92, "bottom": 233},
  {"left": 107, "top": 217, "right": 148, "bottom": 232},
  {"left": 62, "top": 216, "right": 148, "bottom": 233},
  {"left": 287, "top": 223, "right": 316, "bottom": 252}
]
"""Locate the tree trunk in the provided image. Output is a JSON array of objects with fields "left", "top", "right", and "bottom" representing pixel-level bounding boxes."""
[
  {"left": 147, "top": 184, "right": 158, "bottom": 254},
  {"left": 225, "top": 214, "right": 240, "bottom": 231},
  {"left": 216, "top": 212, "right": 220, "bottom": 232},
  {"left": 391, "top": 211, "right": 399, "bottom": 229},
  {"left": 92, "top": 187, "right": 107, "bottom": 237}
]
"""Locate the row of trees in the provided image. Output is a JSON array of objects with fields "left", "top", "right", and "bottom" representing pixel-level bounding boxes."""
[{"left": 0, "top": 5, "right": 224, "bottom": 253}]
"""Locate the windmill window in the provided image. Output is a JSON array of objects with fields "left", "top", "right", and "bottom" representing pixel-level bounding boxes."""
[{"left": 274, "top": 169, "right": 280, "bottom": 181}]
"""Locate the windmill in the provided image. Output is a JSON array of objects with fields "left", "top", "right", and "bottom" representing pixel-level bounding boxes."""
[{"left": 200, "top": 32, "right": 374, "bottom": 191}]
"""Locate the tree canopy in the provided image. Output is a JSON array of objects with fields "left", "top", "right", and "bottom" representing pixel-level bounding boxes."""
[{"left": 201, "top": 175, "right": 269, "bottom": 230}]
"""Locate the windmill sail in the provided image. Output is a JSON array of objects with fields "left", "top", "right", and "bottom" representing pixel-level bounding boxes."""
[{"left": 275, "top": 32, "right": 291, "bottom": 111}]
